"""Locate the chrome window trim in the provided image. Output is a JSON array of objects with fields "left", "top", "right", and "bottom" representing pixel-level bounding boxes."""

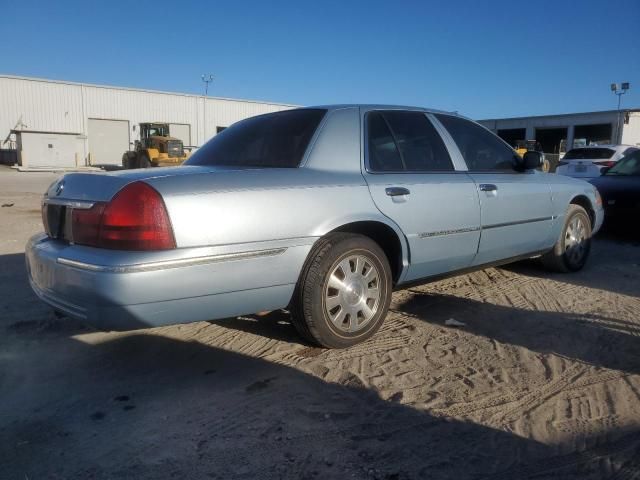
[{"left": 57, "top": 247, "right": 287, "bottom": 273}]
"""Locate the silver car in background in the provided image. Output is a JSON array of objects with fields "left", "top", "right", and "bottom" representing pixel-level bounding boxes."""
[
  {"left": 556, "top": 144, "right": 638, "bottom": 178},
  {"left": 26, "top": 105, "right": 603, "bottom": 348}
]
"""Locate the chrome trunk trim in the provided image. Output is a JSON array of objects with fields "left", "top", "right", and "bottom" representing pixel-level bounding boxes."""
[{"left": 44, "top": 198, "right": 95, "bottom": 210}]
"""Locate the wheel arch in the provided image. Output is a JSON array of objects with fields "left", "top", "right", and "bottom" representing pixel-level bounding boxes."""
[
  {"left": 324, "top": 219, "right": 409, "bottom": 284},
  {"left": 569, "top": 194, "right": 595, "bottom": 228}
]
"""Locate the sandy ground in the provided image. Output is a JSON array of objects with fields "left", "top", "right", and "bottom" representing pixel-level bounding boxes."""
[{"left": 1, "top": 166, "right": 639, "bottom": 479}]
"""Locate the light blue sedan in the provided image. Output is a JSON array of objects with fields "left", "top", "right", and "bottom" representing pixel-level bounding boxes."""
[{"left": 26, "top": 105, "right": 604, "bottom": 348}]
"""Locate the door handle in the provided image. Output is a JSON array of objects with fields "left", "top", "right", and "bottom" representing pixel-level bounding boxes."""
[
  {"left": 385, "top": 186, "right": 411, "bottom": 197},
  {"left": 479, "top": 184, "right": 497, "bottom": 192}
]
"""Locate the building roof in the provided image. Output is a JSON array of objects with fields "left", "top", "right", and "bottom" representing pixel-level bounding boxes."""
[
  {"left": 0, "top": 74, "right": 298, "bottom": 108},
  {"left": 481, "top": 107, "right": 640, "bottom": 122}
]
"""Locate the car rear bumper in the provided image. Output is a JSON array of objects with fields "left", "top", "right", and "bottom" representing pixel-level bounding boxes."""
[
  {"left": 594, "top": 205, "right": 605, "bottom": 234},
  {"left": 556, "top": 164, "right": 604, "bottom": 178},
  {"left": 25, "top": 233, "right": 315, "bottom": 331}
]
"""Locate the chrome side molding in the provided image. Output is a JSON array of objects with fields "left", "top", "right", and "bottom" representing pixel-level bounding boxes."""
[{"left": 57, "top": 248, "right": 287, "bottom": 273}]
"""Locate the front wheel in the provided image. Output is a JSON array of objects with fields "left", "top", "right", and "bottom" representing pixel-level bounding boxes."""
[
  {"left": 139, "top": 154, "right": 151, "bottom": 168},
  {"left": 541, "top": 204, "right": 592, "bottom": 272},
  {"left": 290, "top": 233, "right": 392, "bottom": 349}
]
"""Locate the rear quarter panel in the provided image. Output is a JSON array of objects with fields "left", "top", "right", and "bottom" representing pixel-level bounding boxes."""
[
  {"left": 547, "top": 174, "right": 600, "bottom": 237},
  {"left": 146, "top": 107, "right": 406, "bottom": 255},
  {"left": 151, "top": 169, "right": 383, "bottom": 247}
]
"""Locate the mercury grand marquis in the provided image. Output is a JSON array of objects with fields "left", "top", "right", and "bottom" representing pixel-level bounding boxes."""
[{"left": 26, "top": 105, "right": 604, "bottom": 348}]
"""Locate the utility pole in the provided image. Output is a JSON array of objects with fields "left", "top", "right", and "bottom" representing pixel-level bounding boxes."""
[
  {"left": 611, "top": 82, "right": 630, "bottom": 143},
  {"left": 201, "top": 74, "right": 214, "bottom": 143}
]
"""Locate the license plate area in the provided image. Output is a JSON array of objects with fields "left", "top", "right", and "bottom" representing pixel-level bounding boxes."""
[
  {"left": 574, "top": 164, "right": 587, "bottom": 172},
  {"left": 43, "top": 204, "right": 67, "bottom": 239}
]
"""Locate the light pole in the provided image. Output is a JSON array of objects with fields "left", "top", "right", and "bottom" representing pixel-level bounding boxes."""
[
  {"left": 201, "top": 74, "right": 214, "bottom": 96},
  {"left": 611, "top": 82, "right": 630, "bottom": 143},
  {"left": 201, "top": 74, "right": 214, "bottom": 142}
]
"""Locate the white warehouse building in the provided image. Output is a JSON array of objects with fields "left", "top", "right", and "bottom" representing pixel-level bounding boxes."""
[
  {"left": 479, "top": 108, "right": 640, "bottom": 158},
  {"left": 0, "top": 75, "right": 295, "bottom": 168}
]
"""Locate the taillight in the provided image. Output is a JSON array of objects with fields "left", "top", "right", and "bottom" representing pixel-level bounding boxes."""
[
  {"left": 71, "top": 182, "right": 176, "bottom": 250},
  {"left": 594, "top": 160, "right": 616, "bottom": 168},
  {"left": 71, "top": 203, "right": 105, "bottom": 246}
]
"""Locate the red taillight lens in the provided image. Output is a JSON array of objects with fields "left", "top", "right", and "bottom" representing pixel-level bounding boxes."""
[
  {"left": 100, "top": 182, "right": 176, "bottom": 250},
  {"left": 71, "top": 182, "right": 175, "bottom": 251},
  {"left": 594, "top": 160, "right": 616, "bottom": 168},
  {"left": 71, "top": 203, "right": 105, "bottom": 246}
]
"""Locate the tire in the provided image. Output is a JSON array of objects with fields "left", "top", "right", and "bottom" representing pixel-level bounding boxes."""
[
  {"left": 541, "top": 204, "right": 592, "bottom": 272},
  {"left": 139, "top": 154, "right": 151, "bottom": 168},
  {"left": 290, "top": 233, "right": 392, "bottom": 349}
]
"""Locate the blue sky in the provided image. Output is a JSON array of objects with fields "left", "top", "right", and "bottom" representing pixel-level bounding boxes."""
[{"left": 2, "top": 0, "right": 638, "bottom": 119}]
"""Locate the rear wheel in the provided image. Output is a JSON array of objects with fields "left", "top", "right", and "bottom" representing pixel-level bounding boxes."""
[
  {"left": 290, "top": 233, "right": 392, "bottom": 349},
  {"left": 541, "top": 204, "right": 592, "bottom": 272},
  {"left": 122, "top": 152, "right": 136, "bottom": 169}
]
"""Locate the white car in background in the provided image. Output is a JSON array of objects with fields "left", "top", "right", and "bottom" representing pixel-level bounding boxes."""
[{"left": 556, "top": 145, "right": 639, "bottom": 178}]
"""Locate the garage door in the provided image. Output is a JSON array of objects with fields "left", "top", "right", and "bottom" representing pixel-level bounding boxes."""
[
  {"left": 169, "top": 123, "right": 191, "bottom": 146},
  {"left": 88, "top": 119, "right": 129, "bottom": 165}
]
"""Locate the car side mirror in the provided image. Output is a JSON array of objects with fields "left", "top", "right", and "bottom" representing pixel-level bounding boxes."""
[{"left": 522, "top": 151, "right": 542, "bottom": 170}]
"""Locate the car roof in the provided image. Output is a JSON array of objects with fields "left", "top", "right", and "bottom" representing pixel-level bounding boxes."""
[
  {"left": 305, "top": 104, "right": 460, "bottom": 116},
  {"left": 568, "top": 144, "right": 636, "bottom": 151}
]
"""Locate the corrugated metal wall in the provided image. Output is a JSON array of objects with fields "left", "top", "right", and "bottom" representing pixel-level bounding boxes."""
[{"left": 0, "top": 75, "right": 294, "bottom": 162}]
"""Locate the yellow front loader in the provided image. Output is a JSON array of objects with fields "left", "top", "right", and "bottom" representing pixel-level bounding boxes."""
[{"left": 122, "top": 123, "right": 190, "bottom": 169}]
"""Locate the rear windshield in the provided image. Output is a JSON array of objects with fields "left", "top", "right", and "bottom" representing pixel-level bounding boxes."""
[
  {"left": 564, "top": 148, "right": 615, "bottom": 160},
  {"left": 185, "top": 109, "right": 326, "bottom": 168}
]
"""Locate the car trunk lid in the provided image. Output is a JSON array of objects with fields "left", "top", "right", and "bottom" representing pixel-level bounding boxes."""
[
  {"left": 45, "top": 166, "right": 215, "bottom": 202},
  {"left": 41, "top": 166, "right": 216, "bottom": 244}
]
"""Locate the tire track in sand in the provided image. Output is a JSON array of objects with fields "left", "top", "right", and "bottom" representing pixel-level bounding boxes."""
[{"left": 481, "top": 430, "right": 640, "bottom": 480}]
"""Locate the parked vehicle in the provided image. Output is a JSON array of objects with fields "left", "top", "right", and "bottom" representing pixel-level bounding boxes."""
[
  {"left": 588, "top": 149, "right": 640, "bottom": 224},
  {"left": 556, "top": 144, "right": 638, "bottom": 179},
  {"left": 122, "top": 122, "right": 190, "bottom": 169},
  {"left": 26, "top": 106, "right": 603, "bottom": 348}
]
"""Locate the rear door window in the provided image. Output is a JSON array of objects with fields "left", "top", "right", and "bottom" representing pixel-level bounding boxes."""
[
  {"left": 564, "top": 148, "right": 616, "bottom": 160},
  {"left": 367, "top": 111, "right": 404, "bottom": 171},
  {"left": 367, "top": 111, "right": 453, "bottom": 172},
  {"left": 435, "top": 114, "right": 520, "bottom": 172}
]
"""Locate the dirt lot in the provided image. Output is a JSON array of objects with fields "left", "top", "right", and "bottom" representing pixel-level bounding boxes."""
[{"left": 1, "top": 166, "right": 639, "bottom": 479}]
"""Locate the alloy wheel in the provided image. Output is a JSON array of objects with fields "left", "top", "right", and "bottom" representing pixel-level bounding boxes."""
[
  {"left": 324, "top": 254, "right": 381, "bottom": 333},
  {"left": 564, "top": 215, "right": 588, "bottom": 266}
]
